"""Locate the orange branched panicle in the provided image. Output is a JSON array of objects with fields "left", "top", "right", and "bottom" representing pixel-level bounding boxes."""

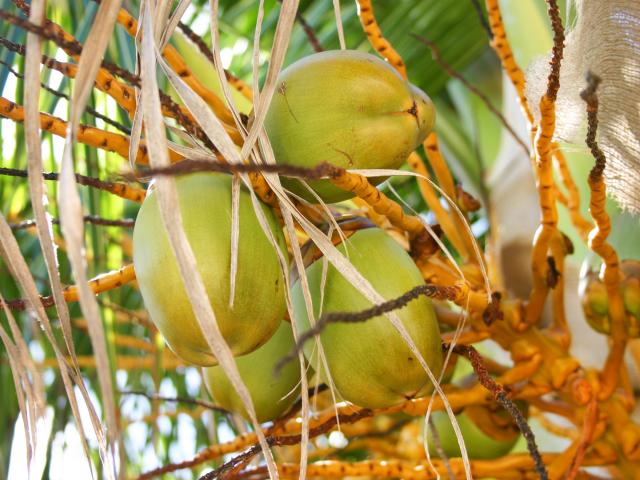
[
  {"left": 548, "top": 231, "right": 571, "bottom": 346},
  {"left": 0, "top": 37, "right": 136, "bottom": 117},
  {"left": 3, "top": 1, "right": 640, "bottom": 478},
  {"left": 2, "top": 6, "right": 226, "bottom": 147},
  {"left": 356, "top": 0, "right": 407, "bottom": 79},
  {"left": 526, "top": 0, "right": 565, "bottom": 327},
  {"left": 9, "top": 7, "right": 240, "bottom": 146},
  {"left": 581, "top": 73, "right": 626, "bottom": 400}
]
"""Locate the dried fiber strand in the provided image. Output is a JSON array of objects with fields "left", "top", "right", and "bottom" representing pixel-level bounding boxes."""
[
  {"left": 445, "top": 344, "right": 549, "bottom": 480},
  {"left": 274, "top": 284, "right": 458, "bottom": 373},
  {"left": 526, "top": 0, "right": 640, "bottom": 212}
]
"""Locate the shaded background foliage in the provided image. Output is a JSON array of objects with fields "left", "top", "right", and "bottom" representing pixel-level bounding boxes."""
[{"left": 0, "top": 0, "right": 637, "bottom": 478}]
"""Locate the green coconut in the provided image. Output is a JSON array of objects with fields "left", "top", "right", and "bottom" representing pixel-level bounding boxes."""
[
  {"left": 427, "top": 406, "right": 522, "bottom": 460},
  {"left": 203, "top": 320, "right": 302, "bottom": 423},
  {"left": 133, "top": 173, "right": 286, "bottom": 366},
  {"left": 291, "top": 227, "right": 443, "bottom": 409},
  {"left": 265, "top": 50, "right": 435, "bottom": 203},
  {"left": 579, "top": 260, "right": 640, "bottom": 337}
]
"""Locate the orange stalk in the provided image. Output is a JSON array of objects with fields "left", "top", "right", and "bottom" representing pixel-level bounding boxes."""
[
  {"left": 329, "top": 168, "right": 425, "bottom": 238},
  {"left": 356, "top": 0, "right": 407, "bottom": 79},
  {"left": 423, "top": 133, "right": 457, "bottom": 202},
  {"left": 525, "top": 97, "right": 558, "bottom": 325},
  {"left": 549, "top": 231, "right": 571, "bottom": 346},
  {"left": 0, "top": 264, "right": 136, "bottom": 311},
  {"left": 224, "top": 70, "right": 254, "bottom": 101},
  {"left": 103, "top": 183, "right": 146, "bottom": 203},
  {"left": 565, "top": 399, "right": 600, "bottom": 480},
  {"left": 32, "top": 55, "right": 136, "bottom": 117},
  {"left": 484, "top": 0, "right": 534, "bottom": 124},
  {"left": 420, "top": 139, "right": 478, "bottom": 262},
  {"left": 553, "top": 147, "right": 593, "bottom": 241},
  {"left": 0, "top": 97, "right": 182, "bottom": 164},
  {"left": 407, "top": 152, "right": 468, "bottom": 258},
  {"left": 525, "top": 0, "right": 565, "bottom": 327},
  {"left": 580, "top": 73, "right": 626, "bottom": 400},
  {"left": 39, "top": 352, "right": 184, "bottom": 370},
  {"left": 62, "top": 264, "right": 137, "bottom": 303}
]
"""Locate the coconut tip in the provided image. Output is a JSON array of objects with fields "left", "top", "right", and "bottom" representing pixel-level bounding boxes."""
[{"left": 409, "top": 84, "right": 436, "bottom": 145}]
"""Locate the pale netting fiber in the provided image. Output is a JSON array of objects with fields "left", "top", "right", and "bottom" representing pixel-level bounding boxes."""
[{"left": 525, "top": 0, "right": 640, "bottom": 213}]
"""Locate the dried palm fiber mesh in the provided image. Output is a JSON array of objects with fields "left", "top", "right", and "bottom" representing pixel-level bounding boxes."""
[{"left": 525, "top": 0, "right": 640, "bottom": 213}]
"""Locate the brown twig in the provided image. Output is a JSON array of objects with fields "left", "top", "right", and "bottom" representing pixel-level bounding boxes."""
[
  {"left": 0, "top": 167, "right": 146, "bottom": 203},
  {"left": 295, "top": 11, "right": 323, "bottom": 53},
  {"left": 580, "top": 74, "right": 605, "bottom": 181},
  {"left": 174, "top": 22, "right": 254, "bottom": 102},
  {"left": 412, "top": 34, "right": 529, "bottom": 156},
  {"left": 545, "top": 0, "right": 564, "bottom": 102},
  {"left": 445, "top": 343, "right": 548, "bottom": 480},
  {"left": 157, "top": 89, "right": 217, "bottom": 151},
  {"left": 198, "top": 409, "right": 374, "bottom": 480},
  {"left": 119, "top": 390, "right": 230, "bottom": 414},
  {"left": 134, "top": 159, "right": 337, "bottom": 181},
  {"left": 176, "top": 21, "right": 215, "bottom": 64},
  {"left": 468, "top": 0, "right": 493, "bottom": 39},
  {"left": 275, "top": 0, "right": 322, "bottom": 52},
  {"left": 274, "top": 284, "right": 458, "bottom": 374},
  {"left": 10, "top": 216, "right": 135, "bottom": 230}
]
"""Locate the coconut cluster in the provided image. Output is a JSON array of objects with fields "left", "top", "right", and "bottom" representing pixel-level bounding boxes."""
[
  {"left": 580, "top": 260, "right": 640, "bottom": 337},
  {"left": 132, "top": 51, "right": 444, "bottom": 422}
]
